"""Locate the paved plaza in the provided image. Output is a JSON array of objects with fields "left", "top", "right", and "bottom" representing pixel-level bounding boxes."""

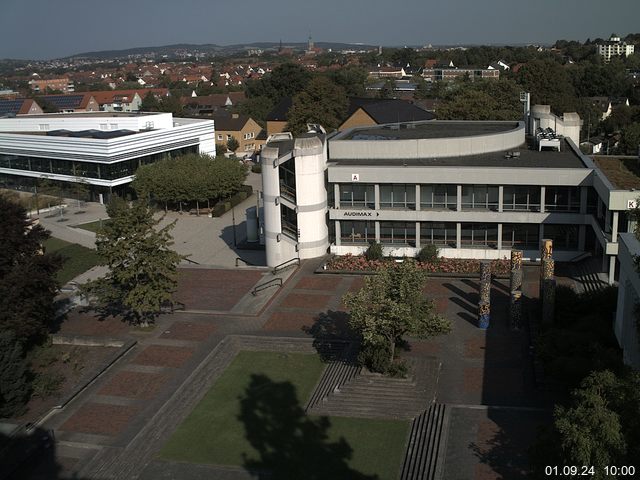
[{"left": 8, "top": 257, "right": 558, "bottom": 480}]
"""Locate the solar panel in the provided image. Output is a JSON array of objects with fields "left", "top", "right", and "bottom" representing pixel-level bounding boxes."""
[{"left": 0, "top": 99, "right": 24, "bottom": 115}]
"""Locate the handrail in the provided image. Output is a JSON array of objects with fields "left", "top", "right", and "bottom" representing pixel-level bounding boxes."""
[
  {"left": 272, "top": 257, "right": 300, "bottom": 274},
  {"left": 251, "top": 278, "right": 283, "bottom": 296},
  {"left": 183, "top": 257, "right": 200, "bottom": 265},
  {"left": 235, "top": 257, "right": 256, "bottom": 267}
]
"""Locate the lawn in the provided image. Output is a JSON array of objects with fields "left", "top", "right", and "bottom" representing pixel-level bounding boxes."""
[
  {"left": 43, "top": 237, "right": 100, "bottom": 284},
  {"left": 73, "top": 219, "right": 109, "bottom": 233},
  {"left": 160, "top": 350, "right": 409, "bottom": 479}
]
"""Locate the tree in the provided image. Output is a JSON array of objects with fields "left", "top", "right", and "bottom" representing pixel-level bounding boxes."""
[
  {"left": 82, "top": 198, "right": 184, "bottom": 326},
  {"left": 227, "top": 136, "right": 239, "bottom": 153},
  {"left": 286, "top": 77, "right": 348, "bottom": 134},
  {"left": 378, "top": 78, "right": 396, "bottom": 99},
  {"left": 140, "top": 91, "right": 161, "bottom": 112},
  {"left": 437, "top": 79, "right": 522, "bottom": 121},
  {"left": 330, "top": 65, "right": 368, "bottom": 97},
  {"left": 0, "top": 195, "right": 60, "bottom": 345},
  {"left": 619, "top": 123, "right": 640, "bottom": 155},
  {"left": 343, "top": 260, "right": 451, "bottom": 372},
  {"left": 245, "top": 63, "right": 312, "bottom": 104},
  {"left": 0, "top": 331, "right": 30, "bottom": 418},
  {"left": 515, "top": 59, "right": 577, "bottom": 114}
]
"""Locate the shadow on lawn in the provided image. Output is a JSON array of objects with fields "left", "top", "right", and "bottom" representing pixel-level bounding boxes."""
[{"left": 238, "top": 374, "right": 377, "bottom": 480}]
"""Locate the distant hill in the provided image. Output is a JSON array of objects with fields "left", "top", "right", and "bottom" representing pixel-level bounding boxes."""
[{"left": 65, "top": 41, "right": 379, "bottom": 60}]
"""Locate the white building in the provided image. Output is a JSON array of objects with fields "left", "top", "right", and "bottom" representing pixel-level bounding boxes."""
[
  {"left": 598, "top": 34, "right": 635, "bottom": 62},
  {"left": 614, "top": 233, "right": 640, "bottom": 369},
  {"left": 0, "top": 112, "right": 215, "bottom": 201},
  {"left": 260, "top": 110, "right": 639, "bottom": 285}
]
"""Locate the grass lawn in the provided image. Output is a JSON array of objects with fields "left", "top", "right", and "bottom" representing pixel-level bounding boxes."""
[
  {"left": 73, "top": 219, "right": 109, "bottom": 233},
  {"left": 160, "top": 350, "right": 410, "bottom": 480},
  {"left": 43, "top": 237, "right": 100, "bottom": 284}
]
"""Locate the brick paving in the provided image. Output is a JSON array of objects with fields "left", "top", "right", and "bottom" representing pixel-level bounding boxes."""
[
  {"left": 262, "top": 311, "right": 318, "bottom": 332},
  {"left": 175, "top": 268, "right": 263, "bottom": 311},
  {"left": 293, "top": 276, "right": 341, "bottom": 291},
  {"left": 132, "top": 345, "right": 194, "bottom": 369},
  {"left": 160, "top": 321, "right": 217, "bottom": 341},
  {"left": 279, "top": 292, "right": 332, "bottom": 309},
  {"left": 56, "top": 310, "right": 130, "bottom": 337},
  {"left": 98, "top": 371, "right": 172, "bottom": 400},
  {"left": 60, "top": 403, "right": 140, "bottom": 436}
]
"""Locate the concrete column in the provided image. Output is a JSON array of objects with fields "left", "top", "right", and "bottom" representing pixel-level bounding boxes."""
[
  {"left": 415, "top": 221, "right": 421, "bottom": 248},
  {"left": 456, "top": 222, "right": 462, "bottom": 249},
  {"left": 497, "top": 223, "right": 503, "bottom": 250},
  {"left": 498, "top": 186, "right": 504, "bottom": 213},
  {"left": 456, "top": 185, "right": 462, "bottom": 211},
  {"left": 334, "top": 183, "right": 340, "bottom": 209},
  {"left": 540, "top": 186, "right": 546, "bottom": 213},
  {"left": 375, "top": 221, "right": 380, "bottom": 243},
  {"left": 609, "top": 255, "right": 616, "bottom": 285},
  {"left": 374, "top": 184, "right": 380, "bottom": 210},
  {"left": 612, "top": 211, "right": 619, "bottom": 241},
  {"left": 580, "top": 186, "right": 588, "bottom": 214},
  {"left": 335, "top": 221, "right": 341, "bottom": 246},
  {"left": 415, "top": 184, "right": 421, "bottom": 211},
  {"left": 578, "top": 225, "right": 586, "bottom": 251}
]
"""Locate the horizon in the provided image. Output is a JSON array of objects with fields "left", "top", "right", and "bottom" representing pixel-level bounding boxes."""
[{"left": 1, "top": 0, "right": 638, "bottom": 60}]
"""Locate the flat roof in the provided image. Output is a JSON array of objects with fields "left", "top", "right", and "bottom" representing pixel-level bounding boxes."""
[
  {"left": 340, "top": 121, "right": 519, "bottom": 141},
  {"left": 329, "top": 139, "right": 586, "bottom": 169},
  {"left": 4, "top": 112, "right": 161, "bottom": 119},
  {"left": 593, "top": 156, "right": 640, "bottom": 189}
]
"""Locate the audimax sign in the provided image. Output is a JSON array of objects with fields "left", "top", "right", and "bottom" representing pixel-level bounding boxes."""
[{"left": 339, "top": 211, "right": 380, "bottom": 217}]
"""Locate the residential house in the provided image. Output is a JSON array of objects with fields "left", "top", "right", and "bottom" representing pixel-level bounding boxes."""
[
  {"left": 339, "top": 98, "right": 435, "bottom": 131},
  {"left": 213, "top": 113, "right": 264, "bottom": 155},
  {"left": 29, "top": 77, "right": 74, "bottom": 93},
  {"left": 0, "top": 98, "right": 44, "bottom": 116},
  {"left": 598, "top": 34, "right": 635, "bottom": 62},
  {"left": 38, "top": 93, "right": 100, "bottom": 113},
  {"left": 182, "top": 92, "right": 246, "bottom": 116},
  {"left": 90, "top": 89, "right": 169, "bottom": 112}
]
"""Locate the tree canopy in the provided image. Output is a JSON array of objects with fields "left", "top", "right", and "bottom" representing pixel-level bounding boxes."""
[
  {"left": 82, "top": 198, "right": 184, "bottom": 326},
  {"left": 286, "top": 77, "right": 348, "bottom": 134},
  {"left": 437, "top": 78, "right": 522, "bottom": 121}
]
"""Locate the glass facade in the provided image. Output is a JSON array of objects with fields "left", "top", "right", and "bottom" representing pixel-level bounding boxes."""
[
  {"left": 420, "top": 222, "right": 457, "bottom": 247},
  {"left": 502, "top": 223, "right": 539, "bottom": 249},
  {"left": 380, "top": 221, "right": 416, "bottom": 245},
  {"left": 544, "top": 224, "right": 579, "bottom": 250},
  {"left": 379, "top": 184, "right": 416, "bottom": 209},
  {"left": 420, "top": 185, "right": 457, "bottom": 210},
  {"left": 461, "top": 185, "right": 499, "bottom": 210},
  {"left": 545, "top": 186, "right": 580, "bottom": 212},
  {"left": 503, "top": 186, "right": 541, "bottom": 211},
  {"left": 281, "top": 205, "right": 298, "bottom": 239},
  {"left": 339, "top": 184, "right": 375, "bottom": 208},
  {"left": 278, "top": 159, "right": 296, "bottom": 202},
  {"left": 461, "top": 223, "right": 498, "bottom": 248},
  {"left": 0, "top": 146, "right": 198, "bottom": 182},
  {"left": 340, "top": 221, "right": 374, "bottom": 244}
]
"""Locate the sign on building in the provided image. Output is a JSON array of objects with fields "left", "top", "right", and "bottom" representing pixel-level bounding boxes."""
[{"left": 351, "top": 173, "right": 359, "bottom": 182}]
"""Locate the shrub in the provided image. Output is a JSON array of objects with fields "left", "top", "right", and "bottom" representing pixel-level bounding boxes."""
[
  {"left": 364, "top": 242, "right": 384, "bottom": 261},
  {"left": 251, "top": 163, "right": 262, "bottom": 174},
  {"left": 32, "top": 372, "right": 64, "bottom": 399},
  {"left": 358, "top": 342, "right": 391, "bottom": 373},
  {"left": 0, "top": 332, "right": 30, "bottom": 417},
  {"left": 386, "top": 360, "right": 409, "bottom": 378},
  {"left": 417, "top": 244, "right": 439, "bottom": 263}
]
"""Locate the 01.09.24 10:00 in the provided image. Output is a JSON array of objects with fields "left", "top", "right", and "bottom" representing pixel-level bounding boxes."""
[{"left": 545, "top": 465, "right": 636, "bottom": 476}]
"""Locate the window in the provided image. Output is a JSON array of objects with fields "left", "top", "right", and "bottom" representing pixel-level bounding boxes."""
[
  {"left": 502, "top": 224, "right": 539, "bottom": 249},
  {"left": 278, "top": 160, "right": 296, "bottom": 201},
  {"left": 379, "top": 184, "right": 416, "bottom": 209},
  {"left": 281, "top": 205, "right": 298, "bottom": 239},
  {"left": 379, "top": 222, "right": 416, "bottom": 246},
  {"left": 461, "top": 185, "right": 499, "bottom": 210},
  {"left": 421, "top": 184, "right": 456, "bottom": 210},
  {"left": 339, "top": 184, "right": 375, "bottom": 208},
  {"left": 545, "top": 187, "right": 580, "bottom": 212},
  {"left": 420, "top": 222, "right": 456, "bottom": 247},
  {"left": 461, "top": 223, "right": 498, "bottom": 248},
  {"left": 226, "top": 134, "right": 232, "bottom": 141},
  {"left": 38, "top": 124, "right": 50, "bottom": 131},
  {"left": 544, "top": 224, "right": 578, "bottom": 250},
  {"left": 99, "top": 124, "right": 108, "bottom": 130},
  {"left": 217, "top": 134, "right": 223, "bottom": 141},
  {"left": 340, "top": 221, "right": 374, "bottom": 244},
  {"left": 110, "top": 123, "right": 118, "bottom": 130},
  {"left": 503, "top": 186, "right": 541, "bottom": 211}
]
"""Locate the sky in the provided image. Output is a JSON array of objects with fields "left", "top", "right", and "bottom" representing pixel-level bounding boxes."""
[{"left": 1, "top": 0, "right": 639, "bottom": 60}]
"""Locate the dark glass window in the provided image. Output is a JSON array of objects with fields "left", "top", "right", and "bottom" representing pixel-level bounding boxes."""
[
  {"left": 379, "top": 222, "right": 416, "bottom": 245},
  {"left": 461, "top": 223, "right": 498, "bottom": 248},
  {"left": 545, "top": 187, "right": 580, "bottom": 212},
  {"left": 502, "top": 224, "right": 539, "bottom": 249},
  {"left": 503, "top": 186, "right": 541, "bottom": 211},
  {"left": 379, "top": 184, "right": 416, "bottom": 209},
  {"left": 420, "top": 184, "right": 457, "bottom": 210},
  {"left": 339, "top": 184, "right": 375, "bottom": 208},
  {"left": 420, "top": 222, "right": 456, "bottom": 247},
  {"left": 340, "top": 221, "right": 374, "bottom": 244},
  {"left": 544, "top": 224, "right": 579, "bottom": 250},
  {"left": 461, "top": 185, "right": 499, "bottom": 210}
]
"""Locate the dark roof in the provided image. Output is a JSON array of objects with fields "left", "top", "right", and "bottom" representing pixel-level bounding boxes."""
[
  {"left": 46, "top": 129, "right": 136, "bottom": 139},
  {"left": 342, "top": 121, "right": 516, "bottom": 140},
  {"left": 266, "top": 97, "right": 293, "bottom": 121},
  {"left": 346, "top": 98, "right": 435, "bottom": 124},
  {"left": 0, "top": 99, "right": 30, "bottom": 115},
  {"left": 213, "top": 113, "right": 251, "bottom": 131},
  {"left": 330, "top": 139, "right": 585, "bottom": 169},
  {"left": 39, "top": 94, "right": 87, "bottom": 110}
]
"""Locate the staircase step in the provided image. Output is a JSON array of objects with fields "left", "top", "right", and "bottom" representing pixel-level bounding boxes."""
[{"left": 400, "top": 404, "right": 448, "bottom": 480}]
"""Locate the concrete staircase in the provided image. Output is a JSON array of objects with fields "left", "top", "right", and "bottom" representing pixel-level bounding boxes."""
[
  {"left": 571, "top": 257, "right": 608, "bottom": 293},
  {"left": 309, "top": 357, "right": 439, "bottom": 419},
  {"left": 400, "top": 404, "right": 449, "bottom": 480}
]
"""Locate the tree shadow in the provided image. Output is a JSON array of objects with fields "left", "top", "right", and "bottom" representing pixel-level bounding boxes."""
[
  {"left": 238, "top": 374, "right": 377, "bottom": 480},
  {"left": 302, "top": 310, "right": 358, "bottom": 362}
]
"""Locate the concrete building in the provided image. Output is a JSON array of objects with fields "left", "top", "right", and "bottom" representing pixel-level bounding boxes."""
[
  {"left": 422, "top": 67, "right": 499, "bottom": 82},
  {"left": 213, "top": 113, "right": 264, "bottom": 155},
  {"left": 29, "top": 77, "right": 74, "bottom": 93},
  {"left": 598, "top": 34, "right": 635, "bottom": 62},
  {"left": 614, "top": 233, "right": 640, "bottom": 369},
  {"left": 259, "top": 111, "right": 637, "bottom": 283},
  {"left": 0, "top": 98, "right": 43, "bottom": 116},
  {"left": 0, "top": 112, "right": 215, "bottom": 201}
]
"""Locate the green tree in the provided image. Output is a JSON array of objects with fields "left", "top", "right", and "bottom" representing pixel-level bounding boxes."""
[
  {"left": 0, "top": 331, "right": 30, "bottom": 418},
  {"left": 245, "top": 63, "right": 312, "bottom": 104},
  {"left": 378, "top": 78, "right": 396, "bottom": 99},
  {"left": 515, "top": 59, "right": 577, "bottom": 113},
  {"left": 0, "top": 195, "right": 60, "bottom": 345},
  {"left": 140, "top": 91, "right": 161, "bottom": 112},
  {"left": 330, "top": 65, "right": 368, "bottom": 97},
  {"left": 286, "top": 77, "right": 348, "bottom": 134},
  {"left": 227, "top": 136, "right": 240, "bottom": 153},
  {"left": 343, "top": 260, "right": 451, "bottom": 371},
  {"left": 619, "top": 123, "right": 640, "bottom": 155},
  {"left": 82, "top": 199, "right": 184, "bottom": 326},
  {"left": 437, "top": 79, "right": 521, "bottom": 120}
]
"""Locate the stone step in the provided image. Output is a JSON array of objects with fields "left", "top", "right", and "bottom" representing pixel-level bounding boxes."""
[
  {"left": 331, "top": 388, "right": 426, "bottom": 403},
  {"left": 400, "top": 404, "right": 448, "bottom": 480},
  {"left": 306, "top": 360, "right": 361, "bottom": 411},
  {"left": 312, "top": 405, "right": 419, "bottom": 420}
]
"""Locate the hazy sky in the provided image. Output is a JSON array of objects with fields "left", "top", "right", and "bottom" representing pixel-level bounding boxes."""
[{"left": 1, "top": 0, "right": 639, "bottom": 59}]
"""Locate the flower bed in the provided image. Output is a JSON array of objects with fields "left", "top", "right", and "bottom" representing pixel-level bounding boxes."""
[{"left": 326, "top": 254, "right": 510, "bottom": 276}]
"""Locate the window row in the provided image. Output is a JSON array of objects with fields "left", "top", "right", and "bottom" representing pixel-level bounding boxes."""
[
  {"left": 339, "top": 221, "right": 579, "bottom": 250},
  {"left": 337, "top": 184, "right": 583, "bottom": 212}
]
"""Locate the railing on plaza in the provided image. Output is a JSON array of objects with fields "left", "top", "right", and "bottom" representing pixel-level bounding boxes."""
[
  {"left": 183, "top": 257, "right": 200, "bottom": 265},
  {"left": 235, "top": 257, "right": 257, "bottom": 267},
  {"left": 251, "top": 277, "right": 283, "bottom": 296},
  {"left": 272, "top": 257, "right": 300, "bottom": 275}
]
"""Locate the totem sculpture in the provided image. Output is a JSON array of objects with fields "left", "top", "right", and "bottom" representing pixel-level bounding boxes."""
[
  {"left": 540, "top": 239, "right": 556, "bottom": 324},
  {"left": 478, "top": 260, "right": 491, "bottom": 329},
  {"left": 509, "top": 249, "right": 523, "bottom": 330}
]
